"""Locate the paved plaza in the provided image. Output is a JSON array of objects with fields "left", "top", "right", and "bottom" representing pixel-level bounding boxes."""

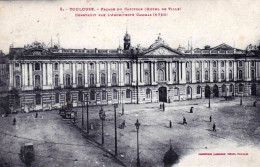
[{"left": 0, "top": 97, "right": 260, "bottom": 167}]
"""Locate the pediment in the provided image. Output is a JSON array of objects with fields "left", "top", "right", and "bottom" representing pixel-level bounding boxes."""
[
  {"left": 143, "top": 46, "right": 181, "bottom": 56},
  {"left": 211, "top": 43, "right": 234, "bottom": 51}
]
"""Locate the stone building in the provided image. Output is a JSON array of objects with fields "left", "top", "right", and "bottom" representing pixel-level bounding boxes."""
[{"left": 7, "top": 33, "right": 260, "bottom": 112}]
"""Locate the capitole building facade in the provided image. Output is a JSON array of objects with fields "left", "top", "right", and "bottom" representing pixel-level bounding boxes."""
[{"left": 7, "top": 32, "right": 260, "bottom": 112}]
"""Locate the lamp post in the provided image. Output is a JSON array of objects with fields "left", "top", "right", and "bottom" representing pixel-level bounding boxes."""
[
  {"left": 208, "top": 89, "right": 211, "bottom": 108},
  {"left": 81, "top": 100, "right": 84, "bottom": 129},
  {"left": 86, "top": 93, "right": 89, "bottom": 134},
  {"left": 135, "top": 119, "right": 141, "bottom": 167},
  {"left": 240, "top": 93, "right": 243, "bottom": 106},
  {"left": 99, "top": 107, "right": 106, "bottom": 145},
  {"left": 114, "top": 104, "right": 118, "bottom": 156},
  {"left": 121, "top": 91, "right": 124, "bottom": 115}
]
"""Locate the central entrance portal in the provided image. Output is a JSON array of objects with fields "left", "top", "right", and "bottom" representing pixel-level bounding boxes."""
[{"left": 159, "top": 87, "right": 167, "bottom": 102}]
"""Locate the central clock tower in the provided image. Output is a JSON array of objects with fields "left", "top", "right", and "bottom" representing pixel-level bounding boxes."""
[{"left": 123, "top": 31, "right": 131, "bottom": 50}]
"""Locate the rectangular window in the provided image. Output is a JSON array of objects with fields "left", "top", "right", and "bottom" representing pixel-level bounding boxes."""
[
  {"left": 64, "top": 63, "right": 70, "bottom": 70},
  {"left": 102, "top": 91, "right": 106, "bottom": 100}
]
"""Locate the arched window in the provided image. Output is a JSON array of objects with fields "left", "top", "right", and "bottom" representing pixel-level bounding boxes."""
[
  {"left": 251, "top": 70, "right": 255, "bottom": 80},
  {"left": 213, "top": 61, "right": 217, "bottom": 67},
  {"left": 78, "top": 91, "right": 83, "bottom": 102},
  {"left": 146, "top": 89, "right": 151, "bottom": 98},
  {"left": 113, "top": 89, "right": 118, "bottom": 99},
  {"left": 196, "top": 61, "right": 200, "bottom": 68},
  {"left": 35, "top": 75, "right": 41, "bottom": 87},
  {"left": 239, "top": 84, "right": 244, "bottom": 93},
  {"left": 173, "top": 72, "right": 177, "bottom": 82},
  {"left": 229, "top": 70, "right": 233, "bottom": 80},
  {"left": 221, "top": 61, "right": 225, "bottom": 67},
  {"left": 65, "top": 74, "right": 71, "bottom": 86},
  {"left": 239, "top": 61, "right": 243, "bottom": 67},
  {"left": 144, "top": 72, "right": 149, "bottom": 84},
  {"left": 197, "top": 86, "right": 201, "bottom": 94},
  {"left": 186, "top": 71, "right": 190, "bottom": 82},
  {"left": 54, "top": 75, "right": 59, "bottom": 87},
  {"left": 205, "top": 71, "right": 209, "bottom": 81},
  {"left": 126, "top": 89, "right": 131, "bottom": 98},
  {"left": 251, "top": 61, "right": 255, "bottom": 67},
  {"left": 15, "top": 76, "right": 20, "bottom": 88},
  {"left": 196, "top": 71, "right": 200, "bottom": 81},
  {"left": 101, "top": 90, "right": 106, "bottom": 100},
  {"left": 229, "top": 84, "right": 234, "bottom": 92},
  {"left": 90, "top": 74, "right": 95, "bottom": 85},
  {"left": 55, "top": 93, "right": 59, "bottom": 103},
  {"left": 112, "top": 73, "right": 117, "bottom": 85},
  {"left": 213, "top": 70, "right": 217, "bottom": 81},
  {"left": 126, "top": 62, "right": 130, "bottom": 69},
  {"left": 54, "top": 63, "right": 59, "bottom": 70},
  {"left": 100, "top": 62, "right": 105, "bottom": 70},
  {"left": 35, "top": 62, "right": 40, "bottom": 70},
  {"left": 90, "top": 63, "right": 94, "bottom": 69},
  {"left": 158, "top": 69, "right": 165, "bottom": 81},
  {"left": 221, "top": 70, "right": 225, "bottom": 80},
  {"left": 187, "top": 87, "right": 191, "bottom": 95},
  {"left": 229, "top": 61, "right": 232, "bottom": 67},
  {"left": 186, "top": 62, "right": 190, "bottom": 68},
  {"left": 36, "top": 94, "right": 41, "bottom": 105},
  {"left": 125, "top": 73, "right": 130, "bottom": 85},
  {"left": 90, "top": 90, "right": 95, "bottom": 100},
  {"left": 238, "top": 70, "right": 243, "bottom": 80},
  {"left": 78, "top": 74, "right": 83, "bottom": 86},
  {"left": 204, "top": 61, "right": 209, "bottom": 68},
  {"left": 101, "top": 73, "right": 106, "bottom": 85}
]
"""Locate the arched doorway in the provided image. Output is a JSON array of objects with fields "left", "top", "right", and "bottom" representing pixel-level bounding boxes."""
[
  {"left": 205, "top": 85, "right": 210, "bottom": 98},
  {"left": 221, "top": 84, "right": 227, "bottom": 96},
  {"left": 251, "top": 83, "right": 256, "bottom": 96},
  {"left": 213, "top": 85, "right": 219, "bottom": 97},
  {"left": 159, "top": 87, "right": 167, "bottom": 102},
  {"left": 186, "top": 86, "right": 192, "bottom": 99}
]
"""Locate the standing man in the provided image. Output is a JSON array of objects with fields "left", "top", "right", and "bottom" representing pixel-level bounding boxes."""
[
  {"left": 210, "top": 115, "right": 212, "bottom": 122},
  {"left": 169, "top": 120, "right": 172, "bottom": 128},
  {"left": 13, "top": 117, "right": 16, "bottom": 125},
  {"left": 183, "top": 117, "right": 187, "bottom": 125},
  {"left": 163, "top": 102, "right": 165, "bottom": 111},
  {"left": 213, "top": 123, "right": 216, "bottom": 132},
  {"left": 35, "top": 112, "right": 38, "bottom": 118},
  {"left": 190, "top": 107, "right": 193, "bottom": 113}
]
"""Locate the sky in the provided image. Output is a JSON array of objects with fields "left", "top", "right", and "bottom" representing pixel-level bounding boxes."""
[{"left": 0, "top": 0, "right": 260, "bottom": 53}]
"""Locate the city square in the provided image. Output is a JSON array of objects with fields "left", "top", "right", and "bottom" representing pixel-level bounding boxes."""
[{"left": 1, "top": 97, "right": 259, "bottom": 166}]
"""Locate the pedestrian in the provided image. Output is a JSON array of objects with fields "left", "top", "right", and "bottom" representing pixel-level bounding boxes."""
[
  {"left": 210, "top": 115, "right": 212, "bottom": 122},
  {"left": 35, "top": 112, "right": 38, "bottom": 118},
  {"left": 253, "top": 101, "right": 257, "bottom": 107},
  {"left": 163, "top": 102, "right": 165, "bottom": 111},
  {"left": 160, "top": 104, "right": 162, "bottom": 109},
  {"left": 13, "top": 117, "right": 16, "bottom": 125},
  {"left": 169, "top": 120, "right": 172, "bottom": 128},
  {"left": 213, "top": 123, "right": 216, "bottom": 132},
  {"left": 190, "top": 107, "right": 193, "bottom": 113},
  {"left": 183, "top": 117, "right": 187, "bottom": 125}
]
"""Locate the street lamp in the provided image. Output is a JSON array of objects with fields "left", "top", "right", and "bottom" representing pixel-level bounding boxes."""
[
  {"left": 121, "top": 91, "right": 124, "bottom": 115},
  {"left": 114, "top": 104, "right": 118, "bottom": 156},
  {"left": 135, "top": 119, "right": 141, "bottom": 167},
  {"left": 208, "top": 89, "right": 211, "bottom": 108},
  {"left": 99, "top": 108, "right": 106, "bottom": 145},
  {"left": 86, "top": 93, "right": 89, "bottom": 134},
  {"left": 240, "top": 93, "right": 243, "bottom": 106},
  {"left": 81, "top": 100, "right": 85, "bottom": 129}
]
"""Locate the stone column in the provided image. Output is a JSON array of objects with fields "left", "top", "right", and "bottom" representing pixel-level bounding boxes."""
[
  {"left": 181, "top": 61, "right": 186, "bottom": 83},
  {"left": 84, "top": 62, "right": 88, "bottom": 87},
  {"left": 132, "top": 61, "right": 136, "bottom": 85},
  {"left": 72, "top": 63, "right": 76, "bottom": 87},
  {"left": 166, "top": 62, "right": 169, "bottom": 82},
  {"left": 192, "top": 61, "right": 196, "bottom": 83},
  {"left": 141, "top": 62, "right": 144, "bottom": 84},
  {"left": 43, "top": 63, "right": 46, "bottom": 86},
  {"left": 29, "top": 63, "right": 33, "bottom": 86},
  {"left": 247, "top": 61, "right": 251, "bottom": 81},
  {"left": 154, "top": 62, "right": 157, "bottom": 83},
  {"left": 49, "top": 63, "right": 53, "bottom": 86},
  {"left": 234, "top": 61, "right": 237, "bottom": 81},
  {"left": 59, "top": 63, "right": 64, "bottom": 87},
  {"left": 209, "top": 61, "right": 213, "bottom": 82},
  {"left": 138, "top": 62, "right": 141, "bottom": 83},
  {"left": 226, "top": 61, "right": 229, "bottom": 81},
  {"left": 119, "top": 62, "right": 124, "bottom": 86},
  {"left": 256, "top": 61, "right": 260, "bottom": 80},
  {"left": 169, "top": 62, "right": 173, "bottom": 83},
  {"left": 201, "top": 61, "right": 205, "bottom": 83},
  {"left": 178, "top": 61, "right": 182, "bottom": 83},
  {"left": 218, "top": 61, "right": 221, "bottom": 82},
  {"left": 107, "top": 62, "right": 111, "bottom": 86},
  {"left": 96, "top": 62, "right": 100, "bottom": 87},
  {"left": 9, "top": 63, "right": 13, "bottom": 89},
  {"left": 150, "top": 62, "right": 154, "bottom": 84}
]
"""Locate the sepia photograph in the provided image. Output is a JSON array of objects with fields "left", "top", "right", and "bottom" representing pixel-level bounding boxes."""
[{"left": 0, "top": 0, "right": 260, "bottom": 166}]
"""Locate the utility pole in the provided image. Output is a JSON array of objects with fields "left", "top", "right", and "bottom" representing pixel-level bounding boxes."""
[{"left": 114, "top": 104, "right": 118, "bottom": 156}]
